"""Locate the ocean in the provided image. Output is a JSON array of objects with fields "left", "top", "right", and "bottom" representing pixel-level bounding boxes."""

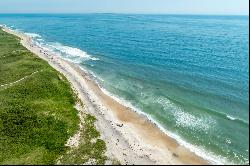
[{"left": 0, "top": 14, "right": 249, "bottom": 164}]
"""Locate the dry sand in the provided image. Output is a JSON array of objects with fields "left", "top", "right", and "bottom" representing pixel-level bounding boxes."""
[{"left": 2, "top": 26, "right": 210, "bottom": 165}]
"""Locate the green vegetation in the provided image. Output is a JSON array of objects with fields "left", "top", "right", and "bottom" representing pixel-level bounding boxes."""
[
  {"left": 111, "top": 158, "right": 121, "bottom": 165},
  {"left": 0, "top": 29, "right": 106, "bottom": 164},
  {"left": 59, "top": 114, "right": 107, "bottom": 165}
]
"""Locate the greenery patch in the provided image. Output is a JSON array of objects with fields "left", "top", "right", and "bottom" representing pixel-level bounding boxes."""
[{"left": 0, "top": 28, "right": 106, "bottom": 164}]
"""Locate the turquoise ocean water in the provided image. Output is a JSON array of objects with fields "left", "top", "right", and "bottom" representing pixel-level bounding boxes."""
[{"left": 0, "top": 14, "right": 249, "bottom": 164}]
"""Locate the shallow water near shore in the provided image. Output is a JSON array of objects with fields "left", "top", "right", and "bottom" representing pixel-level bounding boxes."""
[{"left": 0, "top": 14, "right": 249, "bottom": 164}]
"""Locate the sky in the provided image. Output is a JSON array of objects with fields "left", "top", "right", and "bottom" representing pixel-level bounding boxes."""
[{"left": 0, "top": 0, "right": 249, "bottom": 15}]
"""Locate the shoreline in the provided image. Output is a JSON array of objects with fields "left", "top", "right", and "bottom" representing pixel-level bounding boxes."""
[{"left": 2, "top": 26, "right": 210, "bottom": 165}]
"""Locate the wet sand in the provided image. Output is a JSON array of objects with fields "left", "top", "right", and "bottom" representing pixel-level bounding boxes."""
[{"left": 2, "top": 26, "right": 210, "bottom": 165}]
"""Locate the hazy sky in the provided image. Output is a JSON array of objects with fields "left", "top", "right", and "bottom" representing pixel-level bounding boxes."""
[{"left": 0, "top": 0, "right": 248, "bottom": 15}]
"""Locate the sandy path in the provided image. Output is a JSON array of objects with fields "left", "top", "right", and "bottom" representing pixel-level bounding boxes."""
[{"left": 0, "top": 70, "right": 40, "bottom": 88}]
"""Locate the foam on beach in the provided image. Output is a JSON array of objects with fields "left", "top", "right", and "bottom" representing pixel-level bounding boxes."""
[
  {"left": 25, "top": 32, "right": 42, "bottom": 38},
  {"left": 226, "top": 115, "right": 237, "bottom": 121},
  {"left": 4, "top": 25, "right": 100, "bottom": 63},
  {"left": 39, "top": 42, "right": 100, "bottom": 63}
]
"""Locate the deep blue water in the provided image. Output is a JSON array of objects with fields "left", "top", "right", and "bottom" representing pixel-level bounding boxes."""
[{"left": 0, "top": 14, "right": 249, "bottom": 164}]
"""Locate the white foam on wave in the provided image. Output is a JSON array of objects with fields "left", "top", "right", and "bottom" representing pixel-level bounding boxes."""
[
  {"left": 37, "top": 38, "right": 44, "bottom": 41},
  {"left": 157, "top": 97, "right": 216, "bottom": 132},
  {"left": 175, "top": 110, "right": 216, "bottom": 131},
  {"left": 3, "top": 25, "right": 24, "bottom": 37},
  {"left": 224, "top": 114, "right": 248, "bottom": 125},
  {"left": 48, "top": 43, "right": 99, "bottom": 61},
  {"left": 25, "top": 33, "right": 41, "bottom": 38},
  {"left": 4, "top": 25, "right": 39, "bottom": 39},
  {"left": 32, "top": 40, "right": 100, "bottom": 64},
  {"left": 226, "top": 115, "right": 237, "bottom": 121},
  {"left": 2, "top": 26, "right": 100, "bottom": 62},
  {"left": 0, "top": 24, "right": 5, "bottom": 28},
  {"left": 0, "top": 24, "right": 7, "bottom": 28}
]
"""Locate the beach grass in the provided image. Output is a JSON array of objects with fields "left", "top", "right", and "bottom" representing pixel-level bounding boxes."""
[
  {"left": 58, "top": 114, "right": 107, "bottom": 165},
  {"left": 0, "top": 28, "right": 106, "bottom": 164}
]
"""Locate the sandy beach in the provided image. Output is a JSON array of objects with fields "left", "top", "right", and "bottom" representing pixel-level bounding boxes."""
[{"left": 2, "top": 26, "right": 209, "bottom": 165}]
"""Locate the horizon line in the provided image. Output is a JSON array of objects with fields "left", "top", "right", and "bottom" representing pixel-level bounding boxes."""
[{"left": 0, "top": 12, "right": 249, "bottom": 16}]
